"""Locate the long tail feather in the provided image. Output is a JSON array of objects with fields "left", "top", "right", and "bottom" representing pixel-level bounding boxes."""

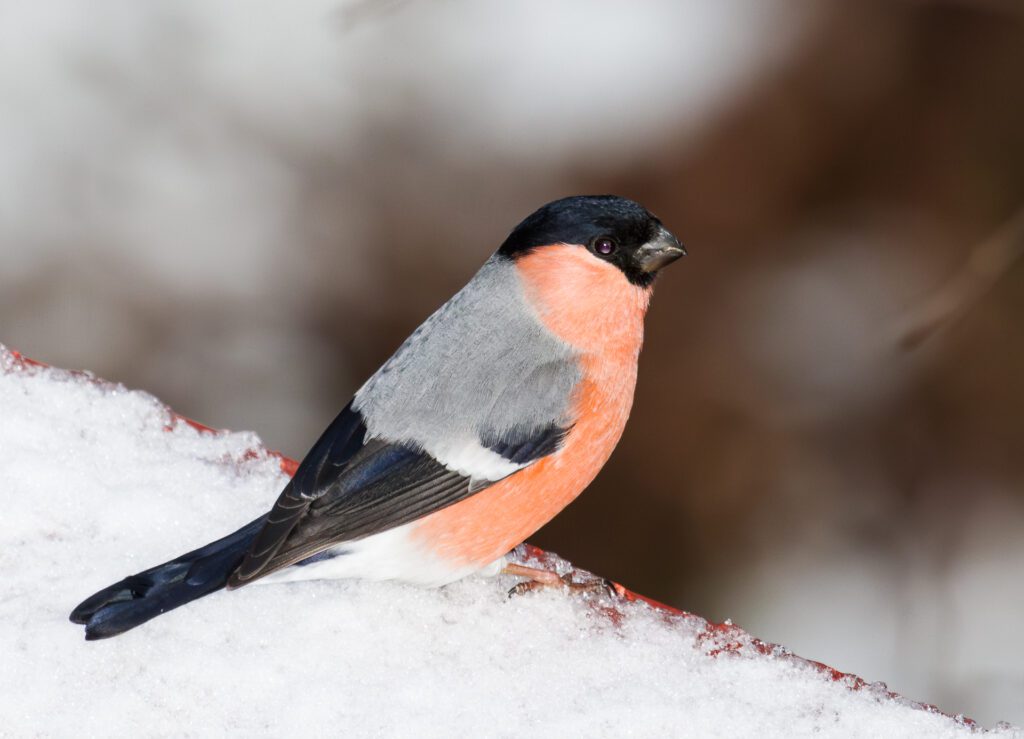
[{"left": 70, "top": 516, "right": 266, "bottom": 640}]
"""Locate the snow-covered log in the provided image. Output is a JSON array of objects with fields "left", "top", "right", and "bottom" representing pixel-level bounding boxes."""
[{"left": 0, "top": 347, "right": 1013, "bottom": 737}]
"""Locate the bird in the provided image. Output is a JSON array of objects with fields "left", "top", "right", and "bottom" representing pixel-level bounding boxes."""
[{"left": 70, "top": 194, "right": 685, "bottom": 640}]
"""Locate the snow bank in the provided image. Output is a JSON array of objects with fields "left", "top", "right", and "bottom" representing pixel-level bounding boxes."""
[{"left": 0, "top": 347, "right": 1014, "bottom": 737}]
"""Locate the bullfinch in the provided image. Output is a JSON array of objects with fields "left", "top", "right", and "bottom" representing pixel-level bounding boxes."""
[{"left": 70, "top": 194, "right": 685, "bottom": 640}]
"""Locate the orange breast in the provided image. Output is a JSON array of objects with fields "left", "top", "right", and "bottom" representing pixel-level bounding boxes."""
[{"left": 411, "top": 246, "right": 650, "bottom": 568}]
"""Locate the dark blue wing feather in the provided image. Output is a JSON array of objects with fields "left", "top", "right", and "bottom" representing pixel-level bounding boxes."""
[
  {"left": 480, "top": 422, "right": 571, "bottom": 465},
  {"left": 228, "top": 404, "right": 474, "bottom": 586}
]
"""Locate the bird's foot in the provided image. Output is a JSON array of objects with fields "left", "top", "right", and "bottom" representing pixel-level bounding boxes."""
[{"left": 503, "top": 562, "right": 620, "bottom": 599}]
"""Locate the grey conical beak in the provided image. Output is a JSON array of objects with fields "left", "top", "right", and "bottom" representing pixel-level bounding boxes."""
[{"left": 637, "top": 226, "right": 686, "bottom": 273}]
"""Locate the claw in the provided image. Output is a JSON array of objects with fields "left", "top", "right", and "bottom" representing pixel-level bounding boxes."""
[
  {"left": 504, "top": 562, "right": 622, "bottom": 600},
  {"left": 565, "top": 576, "right": 619, "bottom": 599},
  {"left": 507, "top": 580, "right": 544, "bottom": 598}
]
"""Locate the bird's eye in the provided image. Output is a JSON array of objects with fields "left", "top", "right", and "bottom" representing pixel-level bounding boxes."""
[{"left": 593, "top": 237, "right": 617, "bottom": 256}]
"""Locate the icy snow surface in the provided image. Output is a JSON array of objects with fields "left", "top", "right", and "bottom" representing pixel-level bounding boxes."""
[{"left": 0, "top": 347, "right": 1017, "bottom": 738}]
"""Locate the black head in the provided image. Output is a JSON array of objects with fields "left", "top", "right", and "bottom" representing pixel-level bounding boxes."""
[{"left": 497, "top": 195, "right": 685, "bottom": 287}]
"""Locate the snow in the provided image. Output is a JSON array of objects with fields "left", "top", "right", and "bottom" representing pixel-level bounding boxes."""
[{"left": 0, "top": 346, "right": 1016, "bottom": 738}]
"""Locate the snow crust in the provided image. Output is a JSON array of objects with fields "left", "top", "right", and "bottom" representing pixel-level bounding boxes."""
[{"left": 0, "top": 348, "right": 1016, "bottom": 738}]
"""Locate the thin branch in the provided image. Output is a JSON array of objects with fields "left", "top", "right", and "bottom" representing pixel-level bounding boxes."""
[{"left": 895, "top": 205, "right": 1024, "bottom": 349}]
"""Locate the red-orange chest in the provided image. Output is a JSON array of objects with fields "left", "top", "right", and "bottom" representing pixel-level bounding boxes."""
[{"left": 412, "top": 247, "right": 650, "bottom": 567}]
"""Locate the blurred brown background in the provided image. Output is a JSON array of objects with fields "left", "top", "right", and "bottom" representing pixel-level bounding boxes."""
[{"left": 3, "top": 0, "right": 1023, "bottom": 727}]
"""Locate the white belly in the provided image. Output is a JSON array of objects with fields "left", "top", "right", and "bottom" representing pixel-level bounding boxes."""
[{"left": 257, "top": 522, "right": 505, "bottom": 588}]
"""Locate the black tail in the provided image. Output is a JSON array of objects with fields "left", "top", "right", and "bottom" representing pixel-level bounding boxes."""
[{"left": 70, "top": 516, "right": 266, "bottom": 640}]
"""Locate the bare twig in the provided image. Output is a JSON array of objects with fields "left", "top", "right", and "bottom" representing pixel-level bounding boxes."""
[{"left": 895, "top": 205, "right": 1024, "bottom": 349}]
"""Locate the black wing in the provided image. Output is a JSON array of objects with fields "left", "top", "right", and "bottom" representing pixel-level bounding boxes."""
[
  {"left": 480, "top": 421, "right": 571, "bottom": 465},
  {"left": 229, "top": 403, "right": 461, "bottom": 585},
  {"left": 228, "top": 402, "right": 572, "bottom": 588}
]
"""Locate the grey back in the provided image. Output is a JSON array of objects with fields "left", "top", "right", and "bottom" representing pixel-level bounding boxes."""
[{"left": 353, "top": 255, "right": 581, "bottom": 471}]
